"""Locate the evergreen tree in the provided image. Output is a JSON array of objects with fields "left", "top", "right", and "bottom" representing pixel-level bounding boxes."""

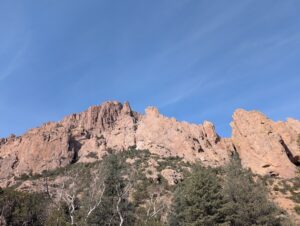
[
  {"left": 222, "top": 155, "right": 282, "bottom": 226},
  {"left": 169, "top": 164, "right": 225, "bottom": 226},
  {"left": 0, "top": 188, "right": 48, "bottom": 226}
]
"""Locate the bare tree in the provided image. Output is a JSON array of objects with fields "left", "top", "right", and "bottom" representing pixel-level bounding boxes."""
[
  {"left": 146, "top": 193, "right": 166, "bottom": 220},
  {"left": 85, "top": 168, "right": 106, "bottom": 222},
  {"left": 42, "top": 162, "right": 107, "bottom": 225},
  {"left": 62, "top": 171, "right": 80, "bottom": 225},
  {"left": 115, "top": 183, "right": 132, "bottom": 226}
]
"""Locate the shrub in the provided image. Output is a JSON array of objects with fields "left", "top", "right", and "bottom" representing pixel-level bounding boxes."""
[
  {"left": 134, "top": 219, "right": 166, "bottom": 226},
  {"left": 45, "top": 203, "right": 71, "bottom": 226},
  {"left": 294, "top": 206, "right": 300, "bottom": 215},
  {"left": 273, "top": 185, "right": 280, "bottom": 191},
  {"left": 0, "top": 188, "right": 49, "bottom": 225},
  {"left": 86, "top": 151, "right": 98, "bottom": 159}
]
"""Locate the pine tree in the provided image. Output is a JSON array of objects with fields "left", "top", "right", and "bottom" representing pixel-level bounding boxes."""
[
  {"left": 222, "top": 156, "right": 282, "bottom": 226},
  {"left": 169, "top": 164, "right": 225, "bottom": 226}
]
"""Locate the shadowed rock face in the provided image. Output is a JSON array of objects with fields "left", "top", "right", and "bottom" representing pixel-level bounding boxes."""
[
  {"left": 0, "top": 101, "right": 299, "bottom": 186},
  {"left": 231, "top": 109, "right": 300, "bottom": 179}
]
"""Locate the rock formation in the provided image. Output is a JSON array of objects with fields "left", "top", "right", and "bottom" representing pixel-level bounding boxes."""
[
  {"left": 0, "top": 101, "right": 234, "bottom": 186},
  {"left": 231, "top": 109, "right": 300, "bottom": 178},
  {"left": 0, "top": 101, "right": 299, "bottom": 186},
  {"left": 135, "top": 106, "right": 234, "bottom": 164}
]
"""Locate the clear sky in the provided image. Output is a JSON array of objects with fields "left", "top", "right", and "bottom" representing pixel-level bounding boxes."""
[{"left": 0, "top": 0, "right": 300, "bottom": 138}]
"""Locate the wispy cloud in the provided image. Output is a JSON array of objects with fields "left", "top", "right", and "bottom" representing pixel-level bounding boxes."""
[
  {"left": 0, "top": 39, "right": 29, "bottom": 81},
  {"left": 158, "top": 73, "right": 230, "bottom": 109},
  {"left": 155, "top": 0, "right": 252, "bottom": 61},
  {"left": 158, "top": 76, "right": 206, "bottom": 108},
  {"left": 129, "top": 0, "right": 253, "bottom": 109}
]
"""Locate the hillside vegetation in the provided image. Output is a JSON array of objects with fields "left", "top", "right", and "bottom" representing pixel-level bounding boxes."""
[{"left": 0, "top": 148, "right": 293, "bottom": 226}]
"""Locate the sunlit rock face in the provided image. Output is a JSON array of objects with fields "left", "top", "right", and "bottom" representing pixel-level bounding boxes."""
[
  {"left": 1, "top": 101, "right": 299, "bottom": 187},
  {"left": 231, "top": 109, "right": 300, "bottom": 179},
  {"left": 0, "top": 101, "right": 234, "bottom": 185}
]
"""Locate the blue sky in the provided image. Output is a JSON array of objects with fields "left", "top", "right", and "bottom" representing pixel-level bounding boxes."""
[{"left": 0, "top": 0, "right": 300, "bottom": 138}]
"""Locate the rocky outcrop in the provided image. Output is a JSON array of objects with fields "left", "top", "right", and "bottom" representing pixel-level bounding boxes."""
[
  {"left": 0, "top": 101, "right": 299, "bottom": 185},
  {"left": 0, "top": 101, "right": 234, "bottom": 185},
  {"left": 231, "top": 109, "right": 300, "bottom": 178},
  {"left": 136, "top": 107, "right": 233, "bottom": 164},
  {"left": 273, "top": 118, "right": 300, "bottom": 164},
  {"left": 161, "top": 169, "right": 183, "bottom": 185}
]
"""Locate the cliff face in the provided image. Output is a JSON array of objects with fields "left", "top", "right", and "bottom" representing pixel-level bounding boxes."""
[
  {"left": 0, "top": 101, "right": 299, "bottom": 186},
  {"left": 0, "top": 101, "right": 234, "bottom": 185},
  {"left": 231, "top": 109, "right": 300, "bottom": 179}
]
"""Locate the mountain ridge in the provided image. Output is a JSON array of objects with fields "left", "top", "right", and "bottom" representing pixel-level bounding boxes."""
[{"left": 0, "top": 101, "right": 299, "bottom": 187}]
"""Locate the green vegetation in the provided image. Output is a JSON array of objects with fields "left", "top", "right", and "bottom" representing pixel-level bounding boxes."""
[
  {"left": 0, "top": 149, "right": 290, "bottom": 225},
  {"left": 0, "top": 188, "right": 48, "bottom": 226},
  {"left": 156, "top": 156, "right": 185, "bottom": 172},
  {"left": 16, "top": 160, "right": 101, "bottom": 182},
  {"left": 222, "top": 156, "right": 282, "bottom": 226},
  {"left": 169, "top": 156, "right": 284, "bottom": 226},
  {"left": 169, "top": 164, "right": 225, "bottom": 226},
  {"left": 273, "top": 177, "right": 300, "bottom": 204},
  {"left": 45, "top": 203, "right": 71, "bottom": 226}
]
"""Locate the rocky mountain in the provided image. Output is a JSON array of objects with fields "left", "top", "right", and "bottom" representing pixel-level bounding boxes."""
[{"left": 0, "top": 101, "right": 299, "bottom": 187}]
